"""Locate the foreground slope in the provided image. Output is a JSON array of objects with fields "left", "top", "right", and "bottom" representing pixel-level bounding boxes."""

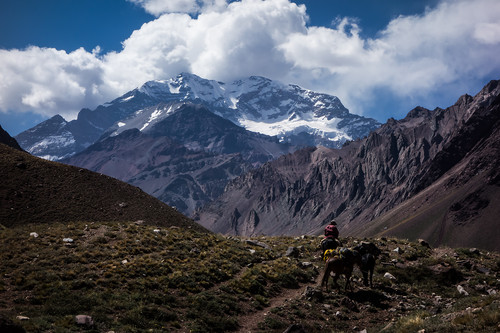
[
  {"left": 1, "top": 223, "right": 499, "bottom": 332},
  {"left": 0, "top": 143, "right": 203, "bottom": 230},
  {"left": 195, "top": 80, "right": 500, "bottom": 251}
]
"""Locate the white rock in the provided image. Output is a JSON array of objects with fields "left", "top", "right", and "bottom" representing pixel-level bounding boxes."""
[
  {"left": 30, "top": 232, "right": 39, "bottom": 238},
  {"left": 384, "top": 272, "right": 397, "bottom": 280},
  {"left": 457, "top": 285, "right": 469, "bottom": 296},
  {"left": 63, "top": 238, "right": 73, "bottom": 243},
  {"left": 16, "top": 315, "right": 30, "bottom": 320},
  {"left": 75, "top": 315, "right": 94, "bottom": 326}
]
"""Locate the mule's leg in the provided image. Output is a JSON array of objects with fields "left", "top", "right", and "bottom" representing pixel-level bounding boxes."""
[
  {"left": 345, "top": 266, "right": 354, "bottom": 291},
  {"left": 333, "top": 273, "right": 340, "bottom": 290},
  {"left": 362, "top": 269, "right": 369, "bottom": 286},
  {"left": 321, "top": 264, "right": 331, "bottom": 291},
  {"left": 369, "top": 267, "right": 374, "bottom": 288}
]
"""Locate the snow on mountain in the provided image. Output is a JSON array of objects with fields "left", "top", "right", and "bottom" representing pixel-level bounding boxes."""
[
  {"left": 106, "top": 73, "right": 380, "bottom": 147},
  {"left": 16, "top": 73, "right": 380, "bottom": 160}
]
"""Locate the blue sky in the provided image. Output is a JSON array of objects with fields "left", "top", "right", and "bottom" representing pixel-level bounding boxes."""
[{"left": 0, "top": 0, "right": 499, "bottom": 136}]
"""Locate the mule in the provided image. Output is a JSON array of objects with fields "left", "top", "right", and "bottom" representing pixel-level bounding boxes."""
[
  {"left": 320, "top": 248, "right": 361, "bottom": 292},
  {"left": 353, "top": 242, "right": 381, "bottom": 288}
]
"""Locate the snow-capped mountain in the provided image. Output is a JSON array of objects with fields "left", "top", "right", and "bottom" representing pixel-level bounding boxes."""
[
  {"left": 106, "top": 73, "right": 380, "bottom": 146},
  {"left": 16, "top": 73, "right": 380, "bottom": 160}
]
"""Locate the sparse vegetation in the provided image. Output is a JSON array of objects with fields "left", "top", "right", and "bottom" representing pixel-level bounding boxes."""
[{"left": 0, "top": 223, "right": 499, "bottom": 332}]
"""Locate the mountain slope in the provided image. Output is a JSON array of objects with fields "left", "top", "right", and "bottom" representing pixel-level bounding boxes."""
[
  {"left": 62, "top": 104, "right": 295, "bottom": 215},
  {"left": 0, "top": 125, "right": 23, "bottom": 151},
  {"left": 0, "top": 143, "right": 203, "bottom": 231},
  {"left": 195, "top": 80, "right": 500, "bottom": 251},
  {"left": 15, "top": 73, "right": 380, "bottom": 160}
]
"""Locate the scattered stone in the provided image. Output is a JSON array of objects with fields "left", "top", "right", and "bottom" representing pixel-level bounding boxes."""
[
  {"left": 300, "top": 261, "right": 313, "bottom": 268},
  {"left": 487, "top": 289, "right": 497, "bottom": 295},
  {"left": 393, "top": 247, "right": 403, "bottom": 254},
  {"left": 303, "top": 286, "right": 323, "bottom": 301},
  {"left": 418, "top": 239, "right": 431, "bottom": 248},
  {"left": 457, "top": 285, "right": 469, "bottom": 296},
  {"left": 118, "top": 202, "right": 127, "bottom": 208},
  {"left": 29, "top": 232, "right": 38, "bottom": 238},
  {"left": 153, "top": 229, "right": 161, "bottom": 233},
  {"left": 245, "top": 240, "right": 271, "bottom": 250},
  {"left": 475, "top": 266, "right": 491, "bottom": 275},
  {"left": 285, "top": 246, "right": 300, "bottom": 258},
  {"left": 249, "top": 249, "right": 256, "bottom": 254},
  {"left": 16, "top": 316, "right": 29, "bottom": 321},
  {"left": 134, "top": 220, "right": 144, "bottom": 225},
  {"left": 75, "top": 315, "right": 94, "bottom": 326},
  {"left": 384, "top": 272, "right": 396, "bottom": 280},
  {"left": 283, "top": 324, "right": 306, "bottom": 333},
  {"left": 417, "top": 329, "right": 426, "bottom": 333},
  {"left": 341, "top": 297, "right": 359, "bottom": 312},
  {"left": 121, "top": 259, "right": 128, "bottom": 265},
  {"left": 358, "top": 329, "right": 368, "bottom": 333},
  {"left": 469, "top": 248, "right": 480, "bottom": 255},
  {"left": 63, "top": 238, "right": 73, "bottom": 243},
  {"left": 429, "top": 264, "right": 464, "bottom": 284}
]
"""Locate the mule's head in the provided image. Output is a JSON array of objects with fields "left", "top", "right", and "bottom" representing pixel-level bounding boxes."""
[{"left": 356, "top": 242, "right": 381, "bottom": 258}]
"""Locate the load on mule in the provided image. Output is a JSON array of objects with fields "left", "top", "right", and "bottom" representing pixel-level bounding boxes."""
[
  {"left": 321, "top": 242, "right": 381, "bottom": 292},
  {"left": 321, "top": 247, "right": 361, "bottom": 292}
]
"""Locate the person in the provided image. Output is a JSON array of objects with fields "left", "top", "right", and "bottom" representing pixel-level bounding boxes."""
[
  {"left": 321, "top": 220, "right": 340, "bottom": 255},
  {"left": 324, "top": 220, "right": 339, "bottom": 240}
]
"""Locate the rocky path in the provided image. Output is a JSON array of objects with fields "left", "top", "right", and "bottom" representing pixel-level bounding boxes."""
[{"left": 236, "top": 281, "right": 316, "bottom": 333}]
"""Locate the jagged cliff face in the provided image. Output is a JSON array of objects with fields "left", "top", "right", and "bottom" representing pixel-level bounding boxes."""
[{"left": 194, "top": 80, "right": 500, "bottom": 250}]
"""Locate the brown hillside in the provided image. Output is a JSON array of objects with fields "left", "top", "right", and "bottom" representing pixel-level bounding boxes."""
[{"left": 0, "top": 143, "right": 205, "bottom": 231}]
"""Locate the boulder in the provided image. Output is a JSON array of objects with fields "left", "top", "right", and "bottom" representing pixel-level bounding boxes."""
[
  {"left": 75, "top": 315, "right": 94, "bottom": 326},
  {"left": 285, "top": 247, "right": 300, "bottom": 258}
]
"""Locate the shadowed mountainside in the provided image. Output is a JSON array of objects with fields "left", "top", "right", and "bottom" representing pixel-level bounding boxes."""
[
  {"left": 195, "top": 80, "right": 500, "bottom": 251},
  {"left": 62, "top": 104, "right": 295, "bottom": 215},
  {"left": 0, "top": 125, "right": 23, "bottom": 151},
  {"left": 0, "top": 143, "right": 204, "bottom": 231}
]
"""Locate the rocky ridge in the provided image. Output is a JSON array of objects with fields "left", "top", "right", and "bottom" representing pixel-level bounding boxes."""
[{"left": 195, "top": 80, "right": 500, "bottom": 251}]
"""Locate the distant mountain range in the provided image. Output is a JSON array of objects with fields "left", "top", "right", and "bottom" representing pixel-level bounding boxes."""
[
  {"left": 15, "top": 73, "right": 380, "bottom": 161},
  {"left": 15, "top": 73, "right": 379, "bottom": 214},
  {"left": 7, "top": 74, "right": 499, "bottom": 251},
  {"left": 194, "top": 80, "right": 500, "bottom": 251}
]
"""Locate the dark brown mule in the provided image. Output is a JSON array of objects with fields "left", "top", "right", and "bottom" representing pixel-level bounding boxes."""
[
  {"left": 321, "top": 249, "right": 361, "bottom": 292},
  {"left": 353, "top": 242, "right": 381, "bottom": 288}
]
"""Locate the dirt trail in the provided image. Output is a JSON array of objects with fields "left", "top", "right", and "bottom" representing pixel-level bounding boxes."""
[{"left": 236, "top": 280, "right": 318, "bottom": 333}]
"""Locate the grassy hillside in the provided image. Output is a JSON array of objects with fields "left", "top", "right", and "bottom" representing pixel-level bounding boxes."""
[{"left": 1, "top": 221, "right": 499, "bottom": 332}]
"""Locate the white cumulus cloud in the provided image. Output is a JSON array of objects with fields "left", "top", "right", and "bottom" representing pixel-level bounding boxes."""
[
  {"left": 127, "top": 0, "right": 228, "bottom": 16},
  {"left": 0, "top": 0, "right": 499, "bottom": 124}
]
